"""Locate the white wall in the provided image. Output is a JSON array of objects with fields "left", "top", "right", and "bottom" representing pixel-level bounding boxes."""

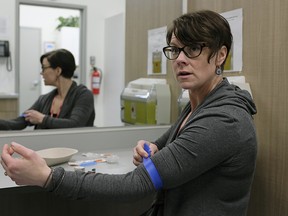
[
  {"left": 0, "top": 0, "right": 126, "bottom": 127},
  {"left": 20, "top": 6, "right": 80, "bottom": 95},
  {"left": 0, "top": 1, "right": 16, "bottom": 94},
  {"left": 103, "top": 13, "right": 125, "bottom": 127},
  {"left": 20, "top": 5, "right": 80, "bottom": 44}
]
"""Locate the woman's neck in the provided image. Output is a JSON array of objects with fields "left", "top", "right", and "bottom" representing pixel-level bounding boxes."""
[
  {"left": 57, "top": 79, "right": 73, "bottom": 99},
  {"left": 188, "top": 77, "right": 223, "bottom": 112}
]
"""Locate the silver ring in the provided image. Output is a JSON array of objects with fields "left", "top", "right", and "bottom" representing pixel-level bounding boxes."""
[{"left": 4, "top": 171, "right": 7, "bottom": 176}]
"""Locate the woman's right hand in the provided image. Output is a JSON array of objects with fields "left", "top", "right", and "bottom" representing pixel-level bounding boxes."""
[
  {"left": 1, "top": 142, "right": 51, "bottom": 187},
  {"left": 133, "top": 140, "right": 158, "bottom": 166}
]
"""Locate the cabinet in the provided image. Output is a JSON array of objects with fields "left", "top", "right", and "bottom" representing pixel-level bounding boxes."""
[{"left": 0, "top": 98, "right": 18, "bottom": 119}]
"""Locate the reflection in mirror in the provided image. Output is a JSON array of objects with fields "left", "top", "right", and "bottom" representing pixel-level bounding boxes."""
[
  {"left": 12, "top": 1, "right": 171, "bottom": 130},
  {"left": 19, "top": 4, "right": 82, "bottom": 114},
  {"left": 0, "top": 48, "right": 95, "bottom": 131},
  {"left": 0, "top": 2, "right": 92, "bottom": 131}
]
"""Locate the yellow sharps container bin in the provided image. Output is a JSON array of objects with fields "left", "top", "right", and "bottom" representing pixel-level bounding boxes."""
[{"left": 121, "top": 78, "right": 171, "bottom": 125}]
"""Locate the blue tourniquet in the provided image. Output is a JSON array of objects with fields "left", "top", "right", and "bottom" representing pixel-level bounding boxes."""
[{"left": 143, "top": 143, "right": 163, "bottom": 190}]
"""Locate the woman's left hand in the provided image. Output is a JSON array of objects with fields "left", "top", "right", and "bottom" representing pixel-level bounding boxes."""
[{"left": 24, "top": 110, "right": 45, "bottom": 124}]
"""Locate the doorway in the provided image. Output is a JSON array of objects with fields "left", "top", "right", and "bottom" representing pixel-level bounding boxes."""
[{"left": 15, "top": 0, "right": 87, "bottom": 114}]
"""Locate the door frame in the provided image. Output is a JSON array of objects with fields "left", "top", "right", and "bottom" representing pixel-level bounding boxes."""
[
  {"left": 15, "top": 0, "right": 87, "bottom": 93},
  {"left": 19, "top": 26, "right": 42, "bottom": 114}
]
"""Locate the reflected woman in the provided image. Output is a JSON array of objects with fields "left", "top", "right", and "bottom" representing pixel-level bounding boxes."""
[{"left": 0, "top": 49, "right": 95, "bottom": 130}]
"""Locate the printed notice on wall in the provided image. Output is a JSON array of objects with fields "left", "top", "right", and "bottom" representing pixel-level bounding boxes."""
[
  {"left": 147, "top": 26, "right": 167, "bottom": 75},
  {"left": 0, "top": 16, "right": 9, "bottom": 38},
  {"left": 221, "top": 8, "right": 243, "bottom": 72}
]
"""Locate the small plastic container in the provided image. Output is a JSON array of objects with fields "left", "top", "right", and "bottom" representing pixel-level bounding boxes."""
[{"left": 106, "top": 154, "right": 119, "bottom": 164}]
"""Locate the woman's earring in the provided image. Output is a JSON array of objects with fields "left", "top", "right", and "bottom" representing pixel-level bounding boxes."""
[{"left": 215, "top": 66, "right": 222, "bottom": 75}]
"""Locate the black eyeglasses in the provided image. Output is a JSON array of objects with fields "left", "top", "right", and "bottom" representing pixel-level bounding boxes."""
[
  {"left": 163, "top": 43, "right": 206, "bottom": 60},
  {"left": 41, "top": 65, "right": 52, "bottom": 72}
]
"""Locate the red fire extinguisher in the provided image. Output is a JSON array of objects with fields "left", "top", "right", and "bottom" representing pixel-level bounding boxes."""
[{"left": 91, "top": 66, "right": 102, "bottom": 95}]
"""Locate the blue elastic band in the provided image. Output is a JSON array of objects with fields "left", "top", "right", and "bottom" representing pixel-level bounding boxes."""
[
  {"left": 143, "top": 143, "right": 163, "bottom": 190},
  {"left": 144, "top": 143, "right": 151, "bottom": 157}
]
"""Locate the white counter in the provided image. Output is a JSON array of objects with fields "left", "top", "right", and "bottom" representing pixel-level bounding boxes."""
[
  {"left": 0, "top": 125, "right": 170, "bottom": 188},
  {"left": 0, "top": 125, "right": 170, "bottom": 216},
  {"left": 0, "top": 148, "right": 136, "bottom": 189},
  {"left": 0, "top": 93, "right": 18, "bottom": 99}
]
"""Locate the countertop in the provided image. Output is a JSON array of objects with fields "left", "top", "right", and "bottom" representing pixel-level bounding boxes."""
[
  {"left": 0, "top": 125, "right": 169, "bottom": 189},
  {"left": 0, "top": 148, "right": 136, "bottom": 189},
  {"left": 0, "top": 126, "right": 170, "bottom": 215},
  {"left": 0, "top": 93, "right": 18, "bottom": 99}
]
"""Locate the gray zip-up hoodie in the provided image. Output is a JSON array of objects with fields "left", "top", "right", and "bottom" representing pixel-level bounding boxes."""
[
  {"left": 0, "top": 81, "right": 95, "bottom": 130},
  {"left": 48, "top": 78, "right": 257, "bottom": 216}
]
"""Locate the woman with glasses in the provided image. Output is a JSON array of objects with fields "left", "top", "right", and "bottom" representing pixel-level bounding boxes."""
[
  {"left": 0, "top": 49, "right": 95, "bottom": 130},
  {"left": 1, "top": 10, "right": 257, "bottom": 216}
]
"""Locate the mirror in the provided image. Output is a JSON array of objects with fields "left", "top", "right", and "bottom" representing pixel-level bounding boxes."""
[
  {"left": 16, "top": 1, "right": 86, "bottom": 117},
  {"left": 13, "top": 0, "right": 170, "bottom": 130},
  {"left": 14, "top": 0, "right": 128, "bottom": 129}
]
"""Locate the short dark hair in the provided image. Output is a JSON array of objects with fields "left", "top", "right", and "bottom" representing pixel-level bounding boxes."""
[
  {"left": 40, "top": 49, "right": 76, "bottom": 78},
  {"left": 166, "top": 10, "right": 233, "bottom": 70}
]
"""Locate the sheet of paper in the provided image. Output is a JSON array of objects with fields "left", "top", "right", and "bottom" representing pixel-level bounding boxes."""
[
  {"left": 0, "top": 16, "right": 9, "bottom": 38},
  {"left": 147, "top": 26, "right": 167, "bottom": 75},
  {"left": 221, "top": 8, "right": 243, "bottom": 72}
]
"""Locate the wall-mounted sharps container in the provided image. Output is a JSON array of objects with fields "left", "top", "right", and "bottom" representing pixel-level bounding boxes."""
[{"left": 121, "top": 78, "right": 171, "bottom": 125}]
